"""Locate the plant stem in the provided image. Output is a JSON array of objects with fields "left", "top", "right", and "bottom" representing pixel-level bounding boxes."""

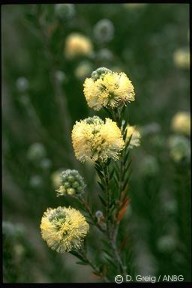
[
  {"left": 108, "top": 107, "right": 129, "bottom": 276},
  {"left": 110, "top": 225, "right": 127, "bottom": 276},
  {"left": 97, "top": 160, "right": 127, "bottom": 277},
  {"left": 119, "top": 153, "right": 125, "bottom": 200},
  {"left": 103, "top": 163, "right": 110, "bottom": 228},
  {"left": 78, "top": 249, "right": 110, "bottom": 282},
  {"left": 77, "top": 196, "right": 105, "bottom": 233}
]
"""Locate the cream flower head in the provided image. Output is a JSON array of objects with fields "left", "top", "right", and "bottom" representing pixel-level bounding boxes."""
[
  {"left": 83, "top": 67, "right": 135, "bottom": 110},
  {"left": 64, "top": 33, "right": 93, "bottom": 59},
  {"left": 126, "top": 125, "right": 141, "bottom": 149},
  {"left": 173, "top": 49, "right": 190, "bottom": 69},
  {"left": 40, "top": 206, "right": 89, "bottom": 253},
  {"left": 171, "top": 111, "right": 190, "bottom": 136},
  {"left": 71, "top": 116, "right": 125, "bottom": 163}
]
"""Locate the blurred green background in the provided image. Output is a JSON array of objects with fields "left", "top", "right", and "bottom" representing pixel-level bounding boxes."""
[{"left": 2, "top": 3, "right": 191, "bottom": 283}]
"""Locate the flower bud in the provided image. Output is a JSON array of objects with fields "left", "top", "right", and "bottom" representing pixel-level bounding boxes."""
[
  {"left": 27, "top": 143, "right": 46, "bottom": 162},
  {"left": 40, "top": 158, "right": 52, "bottom": 170},
  {"left": 91, "top": 67, "right": 112, "bottom": 81},
  {"left": 57, "top": 186, "right": 66, "bottom": 195},
  {"left": 30, "top": 175, "right": 43, "bottom": 188},
  {"left": 64, "top": 182, "right": 70, "bottom": 188},
  {"left": 168, "top": 135, "right": 190, "bottom": 162},
  {"left": 55, "top": 70, "right": 67, "bottom": 83},
  {"left": 16, "top": 77, "right": 29, "bottom": 93},
  {"left": 96, "top": 48, "right": 113, "bottom": 63},
  {"left": 72, "top": 181, "right": 80, "bottom": 188},
  {"left": 95, "top": 211, "right": 106, "bottom": 230},
  {"left": 56, "top": 169, "right": 86, "bottom": 197},
  {"left": 93, "top": 19, "right": 114, "bottom": 43},
  {"left": 95, "top": 210, "right": 103, "bottom": 218},
  {"left": 67, "top": 188, "right": 76, "bottom": 195},
  {"left": 55, "top": 4, "right": 75, "bottom": 21}
]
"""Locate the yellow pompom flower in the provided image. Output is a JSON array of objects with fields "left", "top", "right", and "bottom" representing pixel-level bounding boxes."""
[
  {"left": 83, "top": 67, "right": 135, "bottom": 110},
  {"left": 40, "top": 206, "right": 89, "bottom": 253},
  {"left": 173, "top": 49, "right": 190, "bottom": 69},
  {"left": 71, "top": 116, "right": 125, "bottom": 163},
  {"left": 171, "top": 112, "right": 190, "bottom": 136},
  {"left": 126, "top": 125, "right": 141, "bottom": 149},
  {"left": 64, "top": 33, "right": 93, "bottom": 59}
]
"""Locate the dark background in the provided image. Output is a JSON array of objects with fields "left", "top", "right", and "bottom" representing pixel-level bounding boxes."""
[{"left": 2, "top": 3, "right": 190, "bottom": 283}]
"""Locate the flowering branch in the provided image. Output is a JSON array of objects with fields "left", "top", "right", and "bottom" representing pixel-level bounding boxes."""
[{"left": 40, "top": 67, "right": 141, "bottom": 282}]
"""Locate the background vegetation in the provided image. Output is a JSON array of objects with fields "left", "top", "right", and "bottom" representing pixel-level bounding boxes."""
[{"left": 2, "top": 3, "right": 190, "bottom": 283}]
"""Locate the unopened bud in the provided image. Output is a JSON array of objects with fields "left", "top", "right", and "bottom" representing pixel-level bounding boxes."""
[
  {"left": 56, "top": 169, "right": 86, "bottom": 197},
  {"left": 55, "top": 4, "right": 75, "bottom": 21},
  {"left": 91, "top": 67, "right": 112, "bottom": 81},
  {"left": 95, "top": 210, "right": 103, "bottom": 218},
  {"left": 93, "top": 19, "right": 114, "bottom": 43}
]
